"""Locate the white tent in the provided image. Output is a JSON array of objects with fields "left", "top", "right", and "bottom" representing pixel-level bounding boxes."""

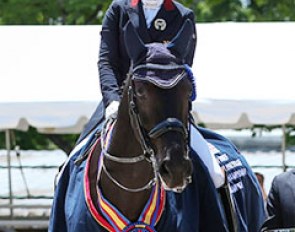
[
  {"left": 192, "top": 22, "right": 295, "bottom": 130},
  {"left": 0, "top": 26, "right": 100, "bottom": 133},
  {"left": 1, "top": 23, "right": 295, "bottom": 134}
]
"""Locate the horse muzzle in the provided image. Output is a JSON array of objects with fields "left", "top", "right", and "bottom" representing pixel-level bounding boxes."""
[{"left": 158, "top": 155, "right": 193, "bottom": 193}]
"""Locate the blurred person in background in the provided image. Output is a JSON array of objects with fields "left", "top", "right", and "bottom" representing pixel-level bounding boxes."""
[
  {"left": 262, "top": 169, "right": 295, "bottom": 231},
  {"left": 255, "top": 172, "right": 267, "bottom": 203}
]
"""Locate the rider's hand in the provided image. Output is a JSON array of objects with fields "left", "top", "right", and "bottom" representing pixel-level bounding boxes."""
[{"left": 105, "top": 101, "right": 120, "bottom": 119}]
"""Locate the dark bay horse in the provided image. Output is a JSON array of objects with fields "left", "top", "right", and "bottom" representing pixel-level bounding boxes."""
[{"left": 49, "top": 20, "right": 266, "bottom": 232}]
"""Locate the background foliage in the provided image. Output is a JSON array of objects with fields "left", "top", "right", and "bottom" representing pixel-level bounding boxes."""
[
  {"left": 1, "top": 0, "right": 295, "bottom": 25},
  {"left": 1, "top": 0, "right": 294, "bottom": 152}
]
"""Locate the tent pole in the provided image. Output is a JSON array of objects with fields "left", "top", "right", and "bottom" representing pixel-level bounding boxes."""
[
  {"left": 5, "top": 129, "right": 13, "bottom": 218},
  {"left": 281, "top": 125, "right": 287, "bottom": 172}
]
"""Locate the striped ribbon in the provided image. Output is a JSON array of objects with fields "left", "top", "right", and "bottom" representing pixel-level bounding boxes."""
[
  {"left": 84, "top": 120, "right": 165, "bottom": 232},
  {"left": 96, "top": 182, "right": 165, "bottom": 231}
]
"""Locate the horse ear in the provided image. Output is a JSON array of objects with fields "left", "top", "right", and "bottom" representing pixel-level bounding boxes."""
[
  {"left": 124, "top": 21, "right": 147, "bottom": 63},
  {"left": 167, "top": 19, "right": 194, "bottom": 60}
]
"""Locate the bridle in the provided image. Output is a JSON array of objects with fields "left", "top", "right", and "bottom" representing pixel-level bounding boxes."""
[
  {"left": 100, "top": 116, "right": 157, "bottom": 193},
  {"left": 127, "top": 75, "right": 190, "bottom": 160},
  {"left": 100, "top": 65, "right": 192, "bottom": 193}
]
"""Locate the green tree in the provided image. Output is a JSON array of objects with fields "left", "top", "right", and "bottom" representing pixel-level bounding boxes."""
[
  {"left": 0, "top": 128, "right": 78, "bottom": 154},
  {"left": 184, "top": 0, "right": 295, "bottom": 22},
  {"left": 1, "top": 0, "right": 295, "bottom": 25},
  {"left": 0, "top": 0, "right": 112, "bottom": 25}
]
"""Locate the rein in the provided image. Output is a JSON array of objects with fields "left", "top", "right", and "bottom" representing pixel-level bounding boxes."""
[
  {"left": 100, "top": 116, "right": 158, "bottom": 192},
  {"left": 101, "top": 161, "right": 156, "bottom": 193},
  {"left": 101, "top": 117, "right": 147, "bottom": 164}
]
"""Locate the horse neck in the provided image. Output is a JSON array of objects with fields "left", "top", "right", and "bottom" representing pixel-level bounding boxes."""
[{"left": 99, "top": 86, "right": 155, "bottom": 222}]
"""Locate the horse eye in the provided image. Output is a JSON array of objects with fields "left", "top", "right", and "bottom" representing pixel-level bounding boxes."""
[
  {"left": 134, "top": 82, "right": 146, "bottom": 97},
  {"left": 188, "top": 91, "right": 192, "bottom": 99},
  {"left": 183, "top": 80, "right": 193, "bottom": 98}
]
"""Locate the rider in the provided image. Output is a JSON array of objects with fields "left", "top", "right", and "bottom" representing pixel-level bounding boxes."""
[{"left": 79, "top": 0, "right": 196, "bottom": 141}]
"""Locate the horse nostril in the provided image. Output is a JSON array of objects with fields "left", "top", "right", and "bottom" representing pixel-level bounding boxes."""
[
  {"left": 159, "top": 158, "right": 192, "bottom": 180},
  {"left": 159, "top": 160, "right": 170, "bottom": 176},
  {"left": 186, "top": 176, "right": 192, "bottom": 184}
]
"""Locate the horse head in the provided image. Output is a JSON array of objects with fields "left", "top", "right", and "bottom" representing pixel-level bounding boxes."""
[{"left": 123, "top": 20, "right": 196, "bottom": 192}]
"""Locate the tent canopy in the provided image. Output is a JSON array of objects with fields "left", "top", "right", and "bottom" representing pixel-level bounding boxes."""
[
  {"left": 1, "top": 23, "right": 295, "bottom": 133},
  {"left": 0, "top": 26, "right": 100, "bottom": 133},
  {"left": 192, "top": 99, "right": 295, "bottom": 129}
]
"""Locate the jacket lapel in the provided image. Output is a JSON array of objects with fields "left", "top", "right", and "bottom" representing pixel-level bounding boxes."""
[
  {"left": 126, "top": 0, "right": 179, "bottom": 43},
  {"left": 126, "top": 0, "right": 152, "bottom": 43}
]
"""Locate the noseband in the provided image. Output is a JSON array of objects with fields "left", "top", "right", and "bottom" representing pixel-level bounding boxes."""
[
  {"left": 101, "top": 71, "right": 191, "bottom": 193},
  {"left": 148, "top": 118, "right": 188, "bottom": 139}
]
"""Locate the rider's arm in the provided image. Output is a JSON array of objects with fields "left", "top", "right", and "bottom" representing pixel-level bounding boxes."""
[
  {"left": 184, "top": 11, "right": 197, "bottom": 67},
  {"left": 98, "top": 2, "right": 122, "bottom": 108}
]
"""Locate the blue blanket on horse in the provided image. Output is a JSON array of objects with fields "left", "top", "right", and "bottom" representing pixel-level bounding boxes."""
[
  {"left": 49, "top": 126, "right": 265, "bottom": 232},
  {"left": 200, "top": 127, "right": 266, "bottom": 231}
]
